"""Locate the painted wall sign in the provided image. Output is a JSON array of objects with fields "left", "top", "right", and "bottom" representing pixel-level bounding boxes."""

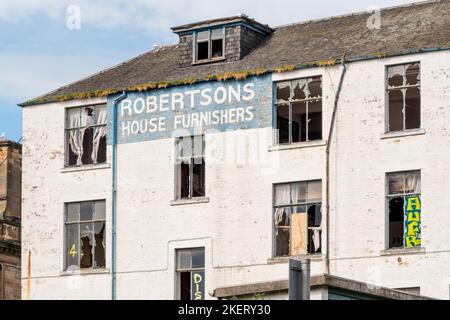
[
  {"left": 107, "top": 74, "right": 273, "bottom": 144},
  {"left": 191, "top": 271, "right": 205, "bottom": 300},
  {"left": 404, "top": 195, "right": 421, "bottom": 248}
]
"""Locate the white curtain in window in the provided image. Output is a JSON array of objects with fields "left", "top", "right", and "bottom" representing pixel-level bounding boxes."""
[
  {"left": 92, "top": 107, "right": 107, "bottom": 163},
  {"left": 405, "top": 172, "right": 421, "bottom": 194},
  {"left": 69, "top": 110, "right": 83, "bottom": 165},
  {"left": 274, "top": 184, "right": 291, "bottom": 228}
]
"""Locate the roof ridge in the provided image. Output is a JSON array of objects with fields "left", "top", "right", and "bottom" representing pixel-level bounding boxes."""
[{"left": 273, "top": 0, "right": 441, "bottom": 29}]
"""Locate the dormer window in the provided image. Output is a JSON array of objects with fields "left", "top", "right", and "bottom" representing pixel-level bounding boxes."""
[{"left": 194, "top": 28, "right": 225, "bottom": 63}]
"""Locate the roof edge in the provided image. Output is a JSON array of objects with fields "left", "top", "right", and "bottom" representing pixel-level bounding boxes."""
[{"left": 19, "top": 45, "right": 450, "bottom": 108}]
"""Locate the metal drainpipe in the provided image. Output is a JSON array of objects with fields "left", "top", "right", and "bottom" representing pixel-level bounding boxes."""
[
  {"left": 112, "top": 91, "right": 127, "bottom": 300},
  {"left": 325, "top": 55, "right": 347, "bottom": 275}
]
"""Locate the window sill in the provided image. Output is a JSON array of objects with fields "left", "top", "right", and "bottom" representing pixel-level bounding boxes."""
[
  {"left": 60, "top": 268, "right": 110, "bottom": 276},
  {"left": 170, "top": 197, "right": 210, "bottom": 206},
  {"left": 268, "top": 140, "right": 327, "bottom": 152},
  {"left": 192, "top": 57, "right": 226, "bottom": 66},
  {"left": 61, "top": 163, "right": 111, "bottom": 173},
  {"left": 268, "top": 254, "right": 323, "bottom": 264},
  {"left": 380, "top": 128, "right": 426, "bottom": 140},
  {"left": 380, "top": 247, "right": 426, "bottom": 256}
]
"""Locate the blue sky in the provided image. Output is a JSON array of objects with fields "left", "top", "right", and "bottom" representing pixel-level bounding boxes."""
[{"left": 0, "top": 0, "right": 421, "bottom": 142}]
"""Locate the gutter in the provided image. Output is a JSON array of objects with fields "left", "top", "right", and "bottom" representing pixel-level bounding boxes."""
[
  {"left": 111, "top": 91, "right": 127, "bottom": 300},
  {"left": 325, "top": 54, "right": 347, "bottom": 274}
]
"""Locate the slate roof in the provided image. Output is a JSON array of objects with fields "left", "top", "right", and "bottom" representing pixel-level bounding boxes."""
[{"left": 21, "top": 0, "right": 450, "bottom": 106}]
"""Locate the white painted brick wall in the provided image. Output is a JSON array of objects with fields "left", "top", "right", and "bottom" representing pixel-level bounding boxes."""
[{"left": 21, "top": 50, "right": 450, "bottom": 299}]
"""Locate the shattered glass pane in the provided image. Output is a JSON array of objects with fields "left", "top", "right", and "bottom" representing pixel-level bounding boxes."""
[
  {"left": 405, "top": 87, "right": 420, "bottom": 129},
  {"left": 291, "top": 102, "right": 306, "bottom": 143},
  {"left": 276, "top": 103, "right": 290, "bottom": 144},
  {"left": 308, "top": 100, "right": 322, "bottom": 141},
  {"left": 192, "top": 159, "right": 205, "bottom": 197},
  {"left": 94, "top": 222, "right": 106, "bottom": 268},
  {"left": 308, "top": 77, "right": 322, "bottom": 99},
  {"left": 388, "top": 173, "right": 405, "bottom": 195},
  {"left": 179, "top": 160, "right": 190, "bottom": 199},
  {"left": 389, "top": 197, "right": 404, "bottom": 248},
  {"left": 212, "top": 39, "right": 223, "bottom": 58},
  {"left": 276, "top": 81, "right": 291, "bottom": 103},
  {"left": 388, "top": 89, "right": 404, "bottom": 131},
  {"left": 81, "top": 127, "right": 94, "bottom": 165},
  {"left": 292, "top": 79, "right": 308, "bottom": 100},
  {"left": 276, "top": 228, "right": 290, "bottom": 257},
  {"left": 406, "top": 63, "right": 420, "bottom": 86},
  {"left": 80, "top": 223, "right": 93, "bottom": 268},
  {"left": 388, "top": 65, "right": 404, "bottom": 88}
]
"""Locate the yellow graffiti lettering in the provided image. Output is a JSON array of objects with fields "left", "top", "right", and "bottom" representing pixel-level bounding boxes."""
[
  {"left": 406, "top": 221, "right": 420, "bottom": 237},
  {"left": 407, "top": 211, "right": 420, "bottom": 222},
  {"left": 194, "top": 273, "right": 202, "bottom": 284},
  {"left": 406, "top": 196, "right": 421, "bottom": 211},
  {"left": 405, "top": 236, "right": 421, "bottom": 247},
  {"left": 69, "top": 244, "right": 77, "bottom": 257}
]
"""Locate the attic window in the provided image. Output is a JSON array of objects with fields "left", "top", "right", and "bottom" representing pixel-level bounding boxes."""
[{"left": 194, "top": 28, "right": 224, "bottom": 63}]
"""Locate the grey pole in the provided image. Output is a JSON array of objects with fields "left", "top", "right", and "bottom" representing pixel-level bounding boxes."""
[{"left": 289, "top": 258, "right": 310, "bottom": 300}]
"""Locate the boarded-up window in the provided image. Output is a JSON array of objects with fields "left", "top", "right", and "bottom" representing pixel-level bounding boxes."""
[
  {"left": 65, "top": 200, "right": 106, "bottom": 270},
  {"left": 66, "top": 105, "right": 107, "bottom": 166},
  {"left": 386, "top": 63, "right": 421, "bottom": 132},
  {"left": 274, "top": 181, "right": 322, "bottom": 257},
  {"left": 387, "top": 171, "right": 421, "bottom": 249},
  {"left": 275, "top": 77, "right": 322, "bottom": 144}
]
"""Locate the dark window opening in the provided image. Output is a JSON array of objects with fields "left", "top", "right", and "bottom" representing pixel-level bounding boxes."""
[
  {"left": 387, "top": 63, "right": 420, "bottom": 132},
  {"left": 211, "top": 39, "right": 223, "bottom": 58},
  {"left": 197, "top": 42, "right": 209, "bottom": 61},
  {"left": 389, "top": 197, "right": 404, "bottom": 248},
  {"left": 176, "top": 248, "right": 205, "bottom": 300},
  {"left": 176, "top": 136, "right": 205, "bottom": 200},
  {"left": 66, "top": 105, "right": 107, "bottom": 167},
  {"left": 65, "top": 200, "right": 106, "bottom": 270},
  {"left": 275, "top": 77, "right": 322, "bottom": 145}
]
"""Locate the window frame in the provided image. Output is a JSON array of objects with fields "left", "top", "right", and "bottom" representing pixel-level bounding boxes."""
[
  {"left": 175, "top": 247, "right": 205, "bottom": 300},
  {"left": 174, "top": 135, "right": 206, "bottom": 200},
  {"left": 192, "top": 27, "right": 225, "bottom": 63},
  {"left": 63, "top": 200, "right": 106, "bottom": 271},
  {"left": 272, "top": 180, "right": 323, "bottom": 258},
  {"left": 385, "top": 170, "right": 421, "bottom": 250},
  {"left": 64, "top": 103, "right": 108, "bottom": 168},
  {"left": 385, "top": 62, "right": 421, "bottom": 133},
  {"left": 274, "top": 76, "right": 323, "bottom": 145}
]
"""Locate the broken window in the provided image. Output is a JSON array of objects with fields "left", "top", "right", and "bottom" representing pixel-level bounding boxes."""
[
  {"left": 66, "top": 104, "right": 107, "bottom": 167},
  {"left": 387, "top": 171, "right": 421, "bottom": 249},
  {"left": 176, "top": 248, "right": 205, "bottom": 300},
  {"left": 195, "top": 28, "right": 224, "bottom": 62},
  {"left": 175, "top": 135, "right": 205, "bottom": 199},
  {"left": 387, "top": 63, "right": 421, "bottom": 132},
  {"left": 65, "top": 200, "right": 106, "bottom": 270},
  {"left": 274, "top": 181, "right": 322, "bottom": 257},
  {"left": 275, "top": 77, "right": 322, "bottom": 144}
]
